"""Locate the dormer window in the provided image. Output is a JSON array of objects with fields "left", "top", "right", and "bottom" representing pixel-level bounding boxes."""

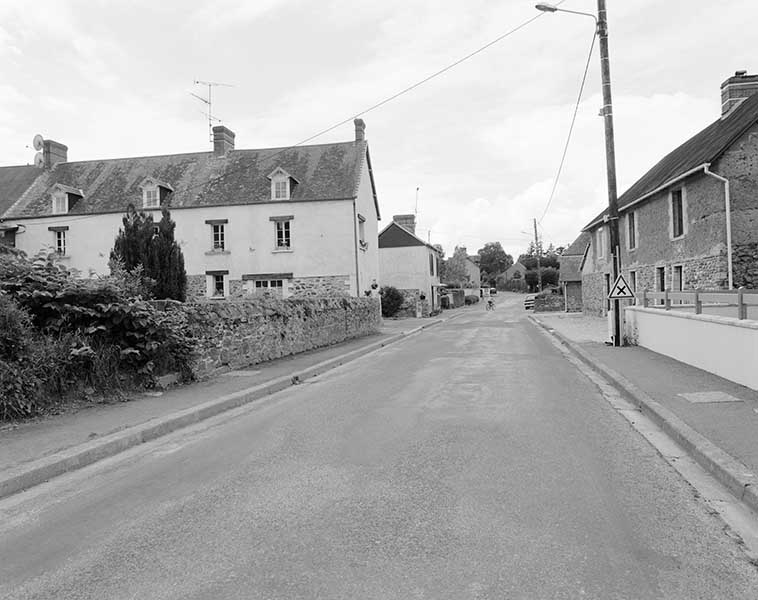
[
  {"left": 267, "top": 167, "right": 298, "bottom": 201},
  {"left": 50, "top": 184, "right": 83, "bottom": 215},
  {"left": 139, "top": 177, "right": 174, "bottom": 209}
]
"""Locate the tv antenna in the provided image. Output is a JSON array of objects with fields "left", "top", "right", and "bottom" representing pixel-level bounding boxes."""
[
  {"left": 414, "top": 186, "right": 420, "bottom": 215},
  {"left": 191, "top": 79, "right": 234, "bottom": 144}
]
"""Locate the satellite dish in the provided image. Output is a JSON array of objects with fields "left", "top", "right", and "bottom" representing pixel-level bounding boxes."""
[
  {"left": 32, "top": 134, "right": 44, "bottom": 151},
  {"left": 34, "top": 152, "right": 44, "bottom": 168}
]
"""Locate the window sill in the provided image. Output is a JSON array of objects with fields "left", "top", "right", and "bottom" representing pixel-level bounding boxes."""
[
  {"left": 272, "top": 248, "right": 293, "bottom": 253},
  {"left": 209, "top": 295, "right": 227, "bottom": 300},
  {"left": 55, "top": 254, "right": 71, "bottom": 260},
  {"left": 205, "top": 249, "right": 231, "bottom": 255},
  {"left": 670, "top": 235, "right": 686, "bottom": 241}
]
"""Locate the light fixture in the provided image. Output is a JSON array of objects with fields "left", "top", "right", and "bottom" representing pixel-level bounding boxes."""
[{"left": 535, "top": 3, "right": 558, "bottom": 12}]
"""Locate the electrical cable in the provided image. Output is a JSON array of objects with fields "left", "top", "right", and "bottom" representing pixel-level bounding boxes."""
[{"left": 537, "top": 27, "right": 597, "bottom": 224}]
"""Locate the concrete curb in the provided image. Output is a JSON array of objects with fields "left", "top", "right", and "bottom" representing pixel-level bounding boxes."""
[
  {"left": 0, "top": 314, "right": 461, "bottom": 500},
  {"left": 529, "top": 315, "right": 758, "bottom": 516}
]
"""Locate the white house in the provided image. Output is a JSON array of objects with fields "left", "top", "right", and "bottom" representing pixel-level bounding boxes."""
[
  {"left": 1, "top": 120, "right": 381, "bottom": 300},
  {"left": 378, "top": 214, "right": 442, "bottom": 316}
]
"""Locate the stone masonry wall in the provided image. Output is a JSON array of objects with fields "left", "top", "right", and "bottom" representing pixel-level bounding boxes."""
[
  {"left": 582, "top": 272, "right": 607, "bottom": 316},
  {"left": 289, "top": 275, "right": 351, "bottom": 298},
  {"left": 395, "top": 288, "right": 421, "bottom": 318},
  {"left": 161, "top": 297, "right": 381, "bottom": 378},
  {"left": 734, "top": 242, "right": 758, "bottom": 288}
]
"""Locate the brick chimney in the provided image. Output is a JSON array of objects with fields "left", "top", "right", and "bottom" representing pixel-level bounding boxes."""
[
  {"left": 354, "top": 118, "right": 366, "bottom": 141},
  {"left": 393, "top": 214, "right": 416, "bottom": 235},
  {"left": 721, "top": 71, "right": 758, "bottom": 116},
  {"left": 42, "top": 139, "right": 67, "bottom": 169},
  {"left": 212, "top": 125, "right": 235, "bottom": 155}
]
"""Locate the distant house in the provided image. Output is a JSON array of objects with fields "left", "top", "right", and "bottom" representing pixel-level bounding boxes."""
[
  {"left": 504, "top": 261, "right": 526, "bottom": 281},
  {"left": 559, "top": 233, "right": 590, "bottom": 312},
  {"left": 581, "top": 71, "right": 758, "bottom": 315},
  {"left": 1, "top": 120, "right": 380, "bottom": 300},
  {"left": 378, "top": 214, "right": 442, "bottom": 316},
  {"left": 463, "top": 252, "right": 481, "bottom": 291}
]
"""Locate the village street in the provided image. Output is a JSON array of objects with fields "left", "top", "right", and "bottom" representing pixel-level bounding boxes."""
[{"left": 1, "top": 295, "right": 757, "bottom": 599}]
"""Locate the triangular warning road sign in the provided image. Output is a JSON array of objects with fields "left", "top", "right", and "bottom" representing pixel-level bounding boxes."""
[{"left": 608, "top": 274, "right": 635, "bottom": 299}]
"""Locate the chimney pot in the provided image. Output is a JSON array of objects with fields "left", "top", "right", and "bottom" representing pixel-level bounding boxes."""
[
  {"left": 393, "top": 214, "right": 416, "bottom": 235},
  {"left": 42, "top": 139, "right": 68, "bottom": 169},
  {"left": 354, "top": 118, "right": 366, "bottom": 141},
  {"left": 212, "top": 125, "right": 235, "bottom": 156}
]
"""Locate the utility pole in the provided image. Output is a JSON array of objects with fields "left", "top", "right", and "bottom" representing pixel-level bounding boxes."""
[
  {"left": 597, "top": 0, "right": 622, "bottom": 346},
  {"left": 533, "top": 218, "right": 543, "bottom": 292}
]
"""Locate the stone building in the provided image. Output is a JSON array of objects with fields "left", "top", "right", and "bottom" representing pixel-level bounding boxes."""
[
  {"left": 1, "top": 120, "right": 381, "bottom": 300},
  {"left": 378, "top": 214, "right": 442, "bottom": 317},
  {"left": 581, "top": 71, "right": 758, "bottom": 315},
  {"left": 559, "top": 233, "right": 589, "bottom": 312}
]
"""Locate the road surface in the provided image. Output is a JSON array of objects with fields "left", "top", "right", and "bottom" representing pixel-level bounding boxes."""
[{"left": 2, "top": 294, "right": 757, "bottom": 599}]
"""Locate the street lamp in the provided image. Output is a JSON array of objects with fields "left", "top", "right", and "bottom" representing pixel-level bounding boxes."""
[{"left": 536, "top": 0, "right": 622, "bottom": 347}]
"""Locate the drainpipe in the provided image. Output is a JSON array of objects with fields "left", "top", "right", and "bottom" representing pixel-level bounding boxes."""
[
  {"left": 703, "top": 165, "right": 734, "bottom": 289},
  {"left": 352, "top": 199, "right": 361, "bottom": 295}
]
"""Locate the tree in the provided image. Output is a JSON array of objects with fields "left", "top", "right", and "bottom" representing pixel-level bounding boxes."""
[
  {"left": 110, "top": 205, "right": 187, "bottom": 301},
  {"left": 442, "top": 246, "right": 470, "bottom": 287},
  {"left": 110, "top": 206, "right": 154, "bottom": 272},
  {"left": 379, "top": 286, "right": 404, "bottom": 317},
  {"left": 146, "top": 208, "right": 187, "bottom": 301},
  {"left": 477, "top": 242, "right": 513, "bottom": 286}
]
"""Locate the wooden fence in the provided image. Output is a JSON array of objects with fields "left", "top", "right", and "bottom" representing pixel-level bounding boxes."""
[{"left": 638, "top": 289, "right": 758, "bottom": 320}]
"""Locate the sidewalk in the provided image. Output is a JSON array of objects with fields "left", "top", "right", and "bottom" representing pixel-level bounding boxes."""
[
  {"left": 530, "top": 312, "right": 758, "bottom": 513},
  {"left": 0, "top": 313, "right": 460, "bottom": 499}
]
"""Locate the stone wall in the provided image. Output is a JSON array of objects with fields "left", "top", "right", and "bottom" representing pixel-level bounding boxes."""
[
  {"left": 565, "top": 281, "right": 582, "bottom": 312},
  {"left": 395, "top": 288, "right": 421, "bottom": 318},
  {"left": 160, "top": 297, "right": 381, "bottom": 378},
  {"left": 582, "top": 272, "right": 608, "bottom": 316},
  {"left": 289, "top": 275, "right": 351, "bottom": 298},
  {"left": 534, "top": 294, "right": 564, "bottom": 312},
  {"left": 734, "top": 242, "right": 758, "bottom": 288}
]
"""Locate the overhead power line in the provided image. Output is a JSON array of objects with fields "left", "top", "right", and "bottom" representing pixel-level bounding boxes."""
[
  {"left": 168, "top": 3, "right": 566, "bottom": 198},
  {"left": 538, "top": 27, "right": 597, "bottom": 224}
]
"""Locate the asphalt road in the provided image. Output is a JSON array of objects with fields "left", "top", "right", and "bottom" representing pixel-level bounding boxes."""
[{"left": 2, "top": 295, "right": 757, "bottom": 599}]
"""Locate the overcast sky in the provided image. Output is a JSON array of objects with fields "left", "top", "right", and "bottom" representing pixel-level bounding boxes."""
[{"left": 1, "top": 0, "right": 755, "bottom": 257}]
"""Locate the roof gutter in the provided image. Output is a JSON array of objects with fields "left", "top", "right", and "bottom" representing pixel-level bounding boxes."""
[
  {"left": 703, "top": 165, "right": 734, "bottom": 289},
  {"left": 583, "top": 163, "right": 710, "bottom": 231}
]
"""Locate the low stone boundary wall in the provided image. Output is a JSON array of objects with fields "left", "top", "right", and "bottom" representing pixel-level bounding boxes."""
[
  {"left": 534, "top": 295, "right": 564, "bottom": 312},
  {"left": 158, "top": 297, "right": 380, "bottom": 378},
  {"left": 625, "top": 306, "right": 758, "bottom": 390}
]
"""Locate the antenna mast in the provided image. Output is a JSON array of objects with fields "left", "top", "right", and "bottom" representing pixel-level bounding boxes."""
[
  {"left": 414, "top": 186, "right": 420, "bottom": 215},
  {"left": 191, "top": 79, "right": 234, "bottom": 144}
]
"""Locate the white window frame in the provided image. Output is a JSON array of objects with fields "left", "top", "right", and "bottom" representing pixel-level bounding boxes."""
[
  {"left": 273, "top": 179, "right": 289, "bottom": 200},
  {"left": 626, "top": 211, "right": 638, "bottom": 250},
  {"left": 274, "top": 219, "right": 292, "bottom": 250},
  {"left": 52, "top": 190, "right": 68, "bottom": 215},
  {"left": 596, "top": 226, "right": 605, "bottom": 259},
  {"left": 212, "top": 223, "right": 225, "bottom": 250},
  {"left": 669, "top": 188, "right": 688, "bottom": 240},
  {"left": 206, "top": 272, "right": 228, "bottom": 298},
  {"left": 55, "top": 230, "right": 66, "bottom": 255},
  {"left": 143, "top": 187, "right": 160, "bottom": 209}
]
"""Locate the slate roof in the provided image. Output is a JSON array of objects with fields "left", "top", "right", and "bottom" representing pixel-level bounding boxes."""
[
  {"left": 563, "top": 232, "right": 590, "bottom": 256},
  {"left": 583, "top": 92, "right": 758, "bottom": 230},
  {"left": 4, "top": 140, "right": 374, "bottom": 218},
  {"left": 378, "top": 221, "right": 441, "bottom": 253},
  {"left": 0, "top": 165, "right": 43, "bottom": 216}
]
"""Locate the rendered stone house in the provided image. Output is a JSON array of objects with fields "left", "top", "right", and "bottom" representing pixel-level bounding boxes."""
[
  {"left": 1, "top": 120, "right": 380, "bottom": 300},
  {"left": 558, "top": 233, "right": 590, "bottom": 312},
  {"left": 504, "top": 261, "right": 526, "bottom": 281},
  {"left": 378, "top": 214, "right": 442, "bottom": 316},
  {"left": 582, "top": 71, "right": 758, "bottom": 315}
]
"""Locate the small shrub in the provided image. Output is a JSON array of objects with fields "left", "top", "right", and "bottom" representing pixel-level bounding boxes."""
[
  {"left": 464, "top": 294, "right": 480, "bottom": 305},
  {"left": 379, "top": 286, "right": 404, "bottom": 318},
  {"left": 0, "top": 292, "right": 32, "bottom": 361}
]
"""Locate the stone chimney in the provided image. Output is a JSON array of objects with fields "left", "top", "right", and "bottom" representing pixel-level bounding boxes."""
[
  {"left": 354, "top": 118, "right": 366, "bottom": 141},
  {"left": 212, "top": 125, "right": 235, "bottom": 156},
  {"left": 721, "top": 70, "right": 758, "bottom": 116},
  {"left": 393, "top": 214, "right": 416, "bottom": 235},
  {"left": 42, "top": 139, "right": 67, "bottom": 169}
]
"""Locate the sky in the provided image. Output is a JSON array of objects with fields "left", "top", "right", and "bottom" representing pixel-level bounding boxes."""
[{"left": 1, "top": 0, "right": 756, "bottom": 258}]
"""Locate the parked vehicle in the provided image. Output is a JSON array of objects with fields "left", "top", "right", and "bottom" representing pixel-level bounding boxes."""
[
  {"left": 524, "top": 294, "right": 536, "bottom": 310},
  {"left": 490, "top": 288, "right": 497, "bottom": 295}
]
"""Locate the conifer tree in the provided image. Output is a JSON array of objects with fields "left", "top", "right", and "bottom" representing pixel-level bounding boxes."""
[{"left": 146, "top": 208, "right": 187, "bottom": 301}]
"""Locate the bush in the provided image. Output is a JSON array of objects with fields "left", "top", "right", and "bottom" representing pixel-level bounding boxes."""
[
  {"left": 379, "top": 286, "right": 404, "bottom": 317},
  {"left": 464, "top": 294, "right": 480, "bottom": 305},
  {"left": 0, "top": 292, "right": 32, "bottom": 361}
]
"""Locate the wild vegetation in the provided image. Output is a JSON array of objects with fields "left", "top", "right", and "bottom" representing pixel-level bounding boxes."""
[{"left": 0, "top": 247, "right": 193, "bottom": 420}]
